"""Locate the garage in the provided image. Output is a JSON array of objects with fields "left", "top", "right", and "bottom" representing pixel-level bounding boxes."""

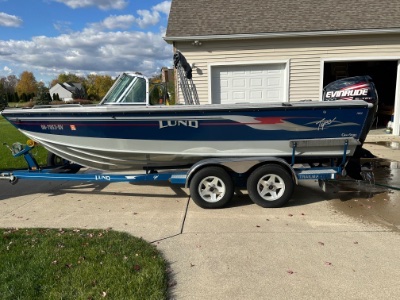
[
  {"left": 323, "top": 60, "right": 398, "bottom": 129},
  {"left": 210, "top": 63, "right": 287, "bottom": 104}
]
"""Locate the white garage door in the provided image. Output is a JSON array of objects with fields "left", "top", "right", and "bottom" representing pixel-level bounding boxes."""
[{"left": 211, "top": 63, "right": 286, "bottom": 104}]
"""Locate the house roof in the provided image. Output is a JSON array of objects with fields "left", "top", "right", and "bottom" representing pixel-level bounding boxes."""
[
  {"left": 165, "top": 0, "right": 400, "bottom": 41},
  {"left": 62, "top": 82, "right": 83, "bottom": 92},
  {"left": 50, "top": 82, "right": 84, "bottom": 94}
]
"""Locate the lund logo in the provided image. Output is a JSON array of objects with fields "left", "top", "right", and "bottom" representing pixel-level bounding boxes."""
[
  {"left": 159, "top": 120, "right": 199, "bottom": 129},
  {"left": 326, "top": 88, "right": 368, "bottom": 98},
  {"left": 95, "top": 175, "right": 111, "bottom": 181}
]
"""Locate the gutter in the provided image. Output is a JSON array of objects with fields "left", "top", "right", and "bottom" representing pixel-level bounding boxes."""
[{"left": 164, "top": 28, "right": 400, "bottom": 43}]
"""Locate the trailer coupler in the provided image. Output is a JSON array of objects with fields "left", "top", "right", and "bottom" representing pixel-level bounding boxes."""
[{"left": 0, "top": 172, "right": 18, "bottom": 185}]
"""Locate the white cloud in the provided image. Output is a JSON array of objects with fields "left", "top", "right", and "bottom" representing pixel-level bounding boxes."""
[
  {"left": 135, "top": 1, "right": 171, "bottom": 28},
  {"left": 0, "top": 27, "right": 172, "bottom": 81},
  {"left": 136, "top": 10, "right": 160, "bottom": 29},
  {"left": 0, "top": 12, "right": 23, "bottom": 27},
  {"left": 0, "top": 1, "right": 174, "bottom": 82},
  {"left": 90, "top": 15, "right": 136, "bottom": 30},
  {"left": 53, "top": 21, "right": 73, "bottom": 33},
  {"left": 89, "top": 1, "right": 171, "bottom": 30},
  {"left": 153, "top": 1, "right": 171, "bottom": 15},
  {"left": 52, "top": 0, "right": 128, "bottom": 10},
  {"left": 3, "top": 66, "right": 12, "bottom": 74}
]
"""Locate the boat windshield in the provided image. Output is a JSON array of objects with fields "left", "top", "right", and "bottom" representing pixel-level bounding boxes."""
[{"left": 101, "top": 73, "right": 147, "bottom": 104}]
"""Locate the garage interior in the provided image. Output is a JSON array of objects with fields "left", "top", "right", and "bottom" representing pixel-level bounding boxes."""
[{"left": 324, "top": 61, "right": 397, "bottom": 128}]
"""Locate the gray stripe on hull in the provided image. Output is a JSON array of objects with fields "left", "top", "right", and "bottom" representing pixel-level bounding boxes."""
[{"left": 22, "top": 130, "right": 357, "bottom": 171}]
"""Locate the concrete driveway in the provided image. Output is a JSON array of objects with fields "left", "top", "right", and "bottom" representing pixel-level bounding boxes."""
[{"left": 1, "top": 134, "right": 400, "bottom": 299}]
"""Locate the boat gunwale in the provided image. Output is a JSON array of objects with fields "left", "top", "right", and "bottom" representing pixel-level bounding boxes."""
[{"left": 1, "top": 100, "right": 373, "bottom": 116}]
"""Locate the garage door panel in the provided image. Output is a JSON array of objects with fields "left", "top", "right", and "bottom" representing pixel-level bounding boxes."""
[
  {"left": 250, "top": 78, "right": 262, "bottom": 87},
  {"left": 267, "top": 90, "right": 281, "bottom": 100},
  {"left": 233, "top": 91, "right": 245, "bottom": 100},
  {"left": 220, "top": 92, "right": 228, "bottom": 101},
  {"left": 250, "top": 90, "right": 263, "bottom": 100},
  {"left": 212, "top": 63, "right": 285, "bottom": 104},
  {"left": 220, "top": 79, "right": 229, "bottom": 87},
  {"left": 233, "top": 78, "right": 245, "bottom": 87},
  {"left": 267, "top": 77, "right": 281, "bottom": 86}
]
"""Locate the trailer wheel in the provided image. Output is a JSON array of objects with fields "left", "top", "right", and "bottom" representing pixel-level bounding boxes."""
[
  {"left": 47, "top": 152, "right": 67, "bottom": 167},
  {"left": 47, "top": 152, "right": 81, "bottom": 173},
  {"left": 190, "top": 167, "right": 234, "bottom": 209},
  {"left": 247, "top": 164, "right": 294, "bottom": 208}
]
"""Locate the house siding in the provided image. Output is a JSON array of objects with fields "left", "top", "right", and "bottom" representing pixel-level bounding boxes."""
[
  {"left": 49, "top": 84, "right": 73, "bottom": 101},
  {"left": 174, "top": 34, "right": 400, "bottom": 104}
]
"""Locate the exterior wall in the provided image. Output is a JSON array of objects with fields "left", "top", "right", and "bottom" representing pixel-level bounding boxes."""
[
  {"left": 174, "top": 34, "right": 400, "bottom": 104},
  {"left": 49, "top": 84, "right": 73, "bottom": 101}
]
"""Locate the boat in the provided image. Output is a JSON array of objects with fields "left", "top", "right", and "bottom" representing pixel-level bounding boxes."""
[{"left": 0, "top": 53, "right": 378, "bottom": 172}]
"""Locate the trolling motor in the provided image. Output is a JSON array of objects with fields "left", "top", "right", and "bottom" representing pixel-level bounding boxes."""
[{"left": 323, "top": 76, "right": 379, "bottom": 180}]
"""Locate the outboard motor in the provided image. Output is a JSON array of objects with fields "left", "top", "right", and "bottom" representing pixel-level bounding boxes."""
[{"left": 323, "top": 76, "right": 379, "bottom": 180}]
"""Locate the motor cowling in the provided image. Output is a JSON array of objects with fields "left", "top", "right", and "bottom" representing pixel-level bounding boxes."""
[
  {"left": 323, "top": 76, "right": 379, "bottom": 180},
  {"left": 322, "top": 75, "right": 378, "bottom": 104}
]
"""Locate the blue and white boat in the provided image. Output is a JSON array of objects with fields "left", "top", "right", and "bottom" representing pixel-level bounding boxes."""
[{"left": 1, "top": 72, "right": 377, "bottom": 172}]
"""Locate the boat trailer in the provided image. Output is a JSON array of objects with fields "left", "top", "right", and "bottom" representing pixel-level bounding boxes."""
[{"left": 0, "top": 139, "right": 364, "bottom": 208}]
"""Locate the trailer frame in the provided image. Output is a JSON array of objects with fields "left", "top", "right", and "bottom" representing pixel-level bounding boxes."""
[{"left": 1, "top": 139, "right": 351, "bottom": 208}]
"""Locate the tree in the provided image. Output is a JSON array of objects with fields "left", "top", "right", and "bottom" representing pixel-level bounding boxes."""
[
  {"left": 16, "top": 71, "right": 38, "bottom": 97},
  {"left": 20, "top": 93, "right": 28, "bottom": 102},
  {"left": 86, "top": 74, "right": 115, "bottom": 100},
  {"left": 36, "top": 84, "right": 51, "bottom": 105},
  {"left": 0, "top": 94, "right": 7, "bottom": 110}
]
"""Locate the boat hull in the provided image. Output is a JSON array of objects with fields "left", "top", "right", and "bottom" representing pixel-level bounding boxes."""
[{"left": 2, "top": 101, "right": 372, "bottom": 171}]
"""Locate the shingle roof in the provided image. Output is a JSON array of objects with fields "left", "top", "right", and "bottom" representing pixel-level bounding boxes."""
[{"left": 166, "top": 0, "right": 400, "bottom": 39}]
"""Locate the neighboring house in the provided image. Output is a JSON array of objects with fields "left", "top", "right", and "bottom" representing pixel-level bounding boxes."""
[
  {"left": 165, "top": 0, "right": 400, "bottom": 136},
  {"left": 49, "top": 82, "right": 86, "bottom": 102}
]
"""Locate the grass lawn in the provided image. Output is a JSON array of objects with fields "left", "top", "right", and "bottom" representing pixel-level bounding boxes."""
[
  {"left": 0, "top": 228, "right": 169, "bottom": 299},
  {"left": 0, "top": 115, "right": 48, "bottom": 170}
]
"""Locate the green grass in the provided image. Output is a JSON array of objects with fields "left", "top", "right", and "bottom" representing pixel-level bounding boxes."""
[
  {"left": 0, "top": 116, "right": 48, "bottom": 170},
  {"left": 0, "top": 228, "right": 168, "bottom": 299}
]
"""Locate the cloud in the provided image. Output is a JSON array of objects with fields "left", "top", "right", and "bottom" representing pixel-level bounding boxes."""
[
  {"left": 53, "top": 21, "right": 73, "bottom": 33},
  {"left": 0, "top": 1, "right": 173, "bottom": 82},
  {"left": 51, "top": 0, "right": 128, "bottom": 10},
  {"left": 0, "top": 12, "right": 23, "bottom": 27},
  {"left": 0, "top": 28, "right": 172, "bottom": 80},
  {"left": 90, "top": 15, "right": 136, "bottom": 30},
  {"left": 153, "top": 1, "right": 171, "bottom": 15},
  {"left": 89, "top": 1, "right": 171, "bottom": 30},
  {"left": 136, "top": 1, "right": 171, "bottom": 28},
  {"left": 136, "top": 10, "right": 160, "bottom": 29},
  {"left": 3, "top": 66, "right": 12, "bottom": 74}
]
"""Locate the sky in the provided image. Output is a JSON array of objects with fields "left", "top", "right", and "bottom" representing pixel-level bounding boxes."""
[{"left": 0, "top": 0, "right": 172, "bottom": 85}]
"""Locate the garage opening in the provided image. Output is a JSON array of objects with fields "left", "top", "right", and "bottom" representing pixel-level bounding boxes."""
[{"left": 324, "top": 61, "right": 397, "bottom": 128}]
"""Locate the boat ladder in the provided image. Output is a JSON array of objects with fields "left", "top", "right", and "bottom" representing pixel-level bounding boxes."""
[{"left": 173, "top": 51, "right": 200, "bottom": 105}]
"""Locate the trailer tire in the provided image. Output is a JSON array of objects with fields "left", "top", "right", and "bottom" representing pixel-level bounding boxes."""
[
  {"left": 47, "top": 152, "right": 81, "bottom": 173},
  {"left": 47, "top": 152, "right": 68, "bottom": 167},
  {"left": 190, "top": 167, "right": 234, "bottom": 209},
  {"left": 247, "top": 164, "right": 294, "bottom": 208}
]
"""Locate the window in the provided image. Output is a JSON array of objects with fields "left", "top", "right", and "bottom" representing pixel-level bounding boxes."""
[{"left": 102, "top": 74, "right": 147, "bottom": 104}]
